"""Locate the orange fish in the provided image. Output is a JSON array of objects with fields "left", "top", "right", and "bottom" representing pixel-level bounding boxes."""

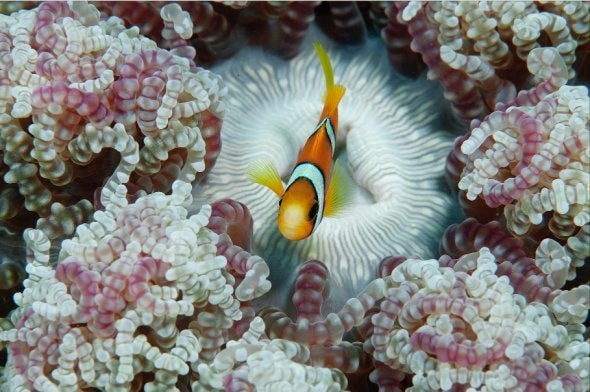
[{"left": 248, "top": 42, "right": 351, "bottom": 241}]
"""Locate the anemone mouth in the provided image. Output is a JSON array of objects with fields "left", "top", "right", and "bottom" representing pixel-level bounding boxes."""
[{"left": 192, "top": 32, "right": 465, "bottom": 311}]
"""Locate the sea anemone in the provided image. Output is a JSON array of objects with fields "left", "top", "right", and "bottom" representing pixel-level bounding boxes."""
[{"left": 192, "top": 32, "right": 463, "bottom": 311}]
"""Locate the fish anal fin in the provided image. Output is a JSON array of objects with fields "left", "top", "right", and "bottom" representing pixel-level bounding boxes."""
[
  {"left": 324, "top": 159, "right": 353, "bottom": 217},
  {"left": 247, "top": 160, "right": 285, "bottom": 197}
]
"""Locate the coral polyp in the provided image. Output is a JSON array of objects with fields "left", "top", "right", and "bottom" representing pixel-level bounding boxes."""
[
  {"left": 0, "top": 1, "right": 226, "bottom": 291},
  {"left": 0, "top": 182, "right": 271, "bottom": 390}
]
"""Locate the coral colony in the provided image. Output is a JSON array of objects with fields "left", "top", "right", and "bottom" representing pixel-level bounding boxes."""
[{"left": 0, "top": 1, "right": 588, "bottom": 392}]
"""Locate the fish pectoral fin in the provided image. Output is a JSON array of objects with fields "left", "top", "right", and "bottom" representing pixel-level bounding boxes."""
[
  {"left": 324, "top": 159, "right": 353, "bottom": 217},
  {"left": 246, "top": 160, "right": 285, "bottom": 197}
]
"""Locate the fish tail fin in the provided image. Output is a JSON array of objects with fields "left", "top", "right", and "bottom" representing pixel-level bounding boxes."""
[
  {"left": 320, "top": 83, "right": 346, "bottom": 119},
  {"left": 313, "top": 42, "right": 346, "bottom": 119},
  {"left": 313, "top": 42, "right": 334, "bottom": 90}
]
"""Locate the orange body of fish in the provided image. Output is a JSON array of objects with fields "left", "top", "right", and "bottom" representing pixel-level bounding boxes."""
[{"left": 248, "top": 42, "right": 350, "bottom": 241}]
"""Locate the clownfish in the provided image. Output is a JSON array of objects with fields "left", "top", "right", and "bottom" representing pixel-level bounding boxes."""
[{"left": 247, "top": 42, "right": 351, "bottom": 241}]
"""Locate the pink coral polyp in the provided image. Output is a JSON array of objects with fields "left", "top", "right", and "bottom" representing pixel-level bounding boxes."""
[
  {"left": 458, "top": 64, "right": 589, "bottom": 242},
  {"left": 0, "top": 0, "right": 225, "bottom": 249},
  {"left": 0, "top": 181, "right": 271, "bottom": 390},
  {"left": 366, "top": 249, "right": 588, "bottom": 390}
]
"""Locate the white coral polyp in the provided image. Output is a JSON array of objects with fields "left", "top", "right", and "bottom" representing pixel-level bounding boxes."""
[
  {"left": 0, "top": 0, "right": 226, "bottom": 242},
  {"left": 371, "top": 248, "right": 590, "bottom": 391},
  {"left": 0, "top": 181, "right": 272, "bottom": 391},
  {"left": 459, "top": 83, "right": 589, "bottom": 273},
  {"left": 195, "top": 317, "right": 348, "bottom": 392}
]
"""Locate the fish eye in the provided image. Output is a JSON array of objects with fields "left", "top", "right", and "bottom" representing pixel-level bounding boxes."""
[{"left": 308, "top": 201, "right": 319, "bottom": 221}]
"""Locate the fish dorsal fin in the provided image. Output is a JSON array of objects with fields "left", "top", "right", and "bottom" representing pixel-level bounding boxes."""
[
  {"left": 247, "top": 160, "right": 285, "bottom": 197},
  {"left": 324, "top": 159, "right": 353, "bottom": 217}
]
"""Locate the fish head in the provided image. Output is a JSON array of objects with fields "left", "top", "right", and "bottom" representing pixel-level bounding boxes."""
[{"left": 278, "top": 178, "right": 320, "bottom": 241}]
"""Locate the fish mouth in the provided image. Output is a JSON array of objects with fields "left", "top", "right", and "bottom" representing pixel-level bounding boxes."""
[
  {"left": 278, "top": 215, "right": 308, "bottom": 240},
  {"left": 278, "top": 205, "right": 310, "bottom": 241},
  {"left": 279, "top": 229, "right": 308, "bottom": 241},
  {"left": 278, "top": 217, "right": 309, "bottom": 241},
  {"left": 279, "top": 225, "right": 308, "bottom": 241}
]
